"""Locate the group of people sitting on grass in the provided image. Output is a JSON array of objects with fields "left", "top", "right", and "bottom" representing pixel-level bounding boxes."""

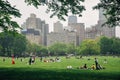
[
  {"left": 77, "top": 63, "right": 105, "bottom": 70},
  {"left": 43, "top": 57, "right": 61, "bottom": 63},
  {"left": 28, "top": 56, "right": 61, "bottom": 65},
  {"left": 67, "top": 64, "right": 105, "bottom": 70},
  {"left": 67, "top": 58, "right": 105, "bottom": 70}
]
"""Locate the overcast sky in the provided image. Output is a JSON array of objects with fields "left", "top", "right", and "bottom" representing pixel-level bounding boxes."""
[{"left": 8, "top": 0, "right": 120, "bottom": 37}]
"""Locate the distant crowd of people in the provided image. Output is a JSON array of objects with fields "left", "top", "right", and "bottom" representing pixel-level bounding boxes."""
[
  {"left": 1, "top": 56, "right": 107, "bottom": 70},
  {"left": 28, "top": 56, "right": 61, "bottom": 65}
]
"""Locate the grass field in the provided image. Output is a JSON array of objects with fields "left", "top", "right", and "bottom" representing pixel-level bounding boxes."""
[{"left": 0, "top": 56, "right": 120, "bottom": 80}]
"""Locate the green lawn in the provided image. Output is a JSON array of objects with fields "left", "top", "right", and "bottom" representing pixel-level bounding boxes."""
[{"left": 0, "top": 56, "right": 120, "bottom": 80}]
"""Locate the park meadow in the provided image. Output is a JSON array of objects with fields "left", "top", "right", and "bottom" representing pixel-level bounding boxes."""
[{"left": 0, "top": 56, "right": 120, "bottom": 80}]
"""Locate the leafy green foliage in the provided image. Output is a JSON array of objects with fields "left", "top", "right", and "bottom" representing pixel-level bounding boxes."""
[
  {"left": 77, "top": 39, "right": 100, "bottom": 55},
  {"left": 111, "top": 37, "right": 120, "bottom": 54},
  {"left": 48, "top": 42, "right": 67, "bottom": 55},
  {"left": 0, "top": 0, "right": 85, "bottom": 32},
  {"left": 66, "top": 43, "right": 76, "bottom": 54},
  {"left": 1, "top": 0, "right": 119, "bottom": 32},
  {"left": 0, "top": 32, "right": 27, "bottom": 56},
  {"left": 99, "top": 36, "right": 120, "bottom": 55},
  {"left": 99, "top": 36, "right": 112, "bottom": 54},
  {"left": 0, "top": 0, "right": 21, "bottom": 31},
  {"left": 12, "top": 34, "right": 27, "bottom": 56},
  {"left": 26, "top": 42, "right": 48, "bottom": 56},
  {"left": 94, "top": 0, "right": 120, "bottom": 27},
  {"left": 25, "top": 0, "right": 85, "bottom": 20}
]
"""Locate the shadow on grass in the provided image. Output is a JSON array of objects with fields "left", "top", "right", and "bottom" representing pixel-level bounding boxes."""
[{"left": 0, "top": 67, "right": 119, "bottom": 80}]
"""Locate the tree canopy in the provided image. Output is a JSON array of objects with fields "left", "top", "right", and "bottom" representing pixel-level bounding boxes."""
[
  {"left": 99, "top": 36, "right": 120, "bottom": 55},
  {"left": 94, "top": 0, "right": 120, "bottom": 27},
  {"left": 48, "top": 42, "right": 67, "bottom": 56},
  {"left": 0, "top": 0, "right": 119, "bottom": 32},
  {"left": 77, "top": 39, "right": 100, "bottom": 55},
  {"left": 25, "top": 0, "right": 85, "bottom": 20},
  {"left": 0, "top": 31, "right": 27, "bottom": 56},
  {"left": 0, "top": 0, "right": 21, "bottom": 32},
  {"left": 0, "top": 0, "right": 85, "bottom": 31}
]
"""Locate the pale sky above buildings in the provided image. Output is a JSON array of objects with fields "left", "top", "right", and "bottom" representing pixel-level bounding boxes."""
[{"left": 8, "top": 0, "right": 120, "bottom": 37}]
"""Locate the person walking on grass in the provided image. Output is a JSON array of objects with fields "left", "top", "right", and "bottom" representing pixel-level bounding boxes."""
[{"left": 29, "top": 57, "right": 32, "bottom": 65}]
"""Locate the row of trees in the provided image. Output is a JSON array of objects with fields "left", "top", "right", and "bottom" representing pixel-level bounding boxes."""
[
  {"left": 100, "top": 37, "right": 120, "bottom": 54},
  {"left": 78, "top": 36, "right": 120, "bottom": 55},
  {"left": 47, "top": 36, "right": 120, "bottom": 56},
  {"left": 0, "top": 32, "right": 120, "bottom": 57}
]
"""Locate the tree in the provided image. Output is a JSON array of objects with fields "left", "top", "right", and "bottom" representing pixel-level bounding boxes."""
[
  {"left": 99, "top": 36, "right": 120, "bottom": 55},
  {"left": 25, "top": 0, "right": 85, "bottom": 20},
  {"left": 66, "top": 43, "right": 76, "bottom": 54},
  {"left": 0, "top": 45, "right": 2, "bottom": 54},
  {"left": 94, "top": 0, "right": 120, "bottom": 27},
  {"left": 26, "top": 43, "right": 39, "bottom": 55},
  {"left": 12, "top": 33, "right": 27, "bottom": 56},
  {"left": 1, "top": 0, "right": 119, "bottom": 32},
  {"left": 48, "top": 43, "right": 67, "bottom": 56},
  {"left": 26, "top": 42, "right": 48, "bottom": 56},
  {"left": 111, "top": 37, "right": 120, "bottom": 54},
  {"left": 0, "top": 0, "right": 85, "bottom": 32},
  {"left": 77, "top": 39, "right": 100, "bottom": 55},
  {"left": 40, "top": 46, "right": 48, "bottom": 56},
  {"left": 0, "top": 31, "right": 14, "bottom": 56},
  {"left": 99, "top": 36, "right": 113, "bottom": 54},
  {"left": 0, "top": 31, "right": 27, "bottom": 56},
  {"left": 0, "top": 0, "right": 21, "bottom": 31}
]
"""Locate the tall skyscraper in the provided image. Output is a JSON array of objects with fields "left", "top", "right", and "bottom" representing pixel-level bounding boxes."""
[
  {"left": 97, "top": 9, "right": 115, "bottom": 38},
  {"left": 21, "top": 13, "right": 49, "bottom": 45},
  {"left": 68, "top": 15, "right": 85, "bottom": 45},
  {"left": 99, "top": 9, "right": 106, "bottom": 22},
  {"left": 85, "top": 9, "right": 115, "bottom": 39},
  {"left": 68, "top": 23, "right": 85, "bottom": 45},
  {"left": 54, "top": 21, "right": 63, "bottom": 33},
  {"left": 47, "top": 21, "right": 77, "bottom": 46},
  {"left": 68, "top": 15, "right": 77, "bottom": 24}
]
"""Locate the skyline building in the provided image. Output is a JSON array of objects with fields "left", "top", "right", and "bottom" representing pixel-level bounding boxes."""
[
  {"left": 21, "top": 13, "right": 49, "bottom": 45},
  {"left": 47, "top": 21, "right": 77, "bottom": 46},
  {"left": 47, "top": 31, "right": 77, "bottom": 46},
  {"left": 68, "top": 23, "right": 85, "bottom": 45},
  {"left": 54, "top": 21, "right": 64, "bottom": 33},
  {"left": 85, "top": 9, "right": 116, "bottom": 39},
  {"left": 97, "top": 9, "right": 115, "bottom": 38},
  {"left": 68, "top": 15, "right": 77, "bottom": 24},
  {"left": 68, "top": 15, "right": 85, "bottom": 45},
  {"left": 47, "top": 15, "right": 85, "bottom": 46},
  {"left": 21, "top": 13, "right": 116, "bottom": 46}
]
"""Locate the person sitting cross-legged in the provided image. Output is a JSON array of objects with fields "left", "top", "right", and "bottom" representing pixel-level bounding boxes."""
[
  {"left": 91, "top": 64, "right": 96, "bottom": 70},
  {"left": 80, "top": 64, "right": 88, "bottom": 69}
]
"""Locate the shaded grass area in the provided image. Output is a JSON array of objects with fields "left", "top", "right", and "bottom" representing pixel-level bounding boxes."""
[{"left": 0, "top": 67, "right": 120, "bottom": 80}]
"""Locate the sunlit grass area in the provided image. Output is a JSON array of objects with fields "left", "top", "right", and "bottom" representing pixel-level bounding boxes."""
[{"left": 0, "top": 56, "right": 120, "bottom": 80}]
